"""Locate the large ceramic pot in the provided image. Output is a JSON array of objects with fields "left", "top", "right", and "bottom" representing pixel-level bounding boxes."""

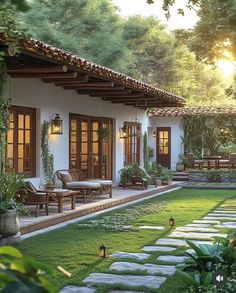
[
  {"left": 0, "top": 209, "right": 20, "bottom": 236},
  {"left": 176, "top": 163, "right": 185, "bottom": 172}
]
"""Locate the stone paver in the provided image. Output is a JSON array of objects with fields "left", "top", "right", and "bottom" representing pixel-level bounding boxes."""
[
  {"left": 215, "top": 222, "right": 236, "bottom": 229},
  {"left": 110, "top": 291, "right": 148, "bottom": 293},
  {"left": 169, "top": 231, "right": 227, "bottom": 240},
  {"left": 204, "top": 216, "right": 236, "bottom": 221},
  {"left": 109, "top": 262, "right": 176, "bottom": 276},
  {"left": 186, "top": 223, "right": 210, "bottom": 228},
  {"left": 84, "top": 273, "right": 166, "bottom": 290},
  {"left": 157, "top": 255, "right": 189, "bottom": 263},
  {"left": 59, "top": 286, "right": 95, "bottom": 293},
  {"left": 142, "top": 246, "right": 176, "bottom": 252},
  {"left": 155, "top": 238, "right": 187, "bottom": 246},
  {"left": 175, "top": 227, "right": 218, "bottom": 233},
  {"left": 186, "top": 248, "right": 196, "bottom": 254},
  {"left": 111, "top": 252, "right": 150, "bottom": 261},
  {"left": 193, "top": 220, "right": 220, "bottom": 224},
  {"left": 214, "top": 210, "right": 236, "bottom": 214},
  {"left": 207, "top": 213, "right": 236, "bottom": 218},
  {"left": 139, "top": 225, "right": 164, "bottom": 230}
]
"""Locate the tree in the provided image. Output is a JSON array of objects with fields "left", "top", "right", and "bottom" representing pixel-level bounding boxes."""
[
  {"left": 0, "top": 0, "right": 30, "bottom": 11},
  {"left": 21, "top": 0, "right": 134, "bottom": 73}
]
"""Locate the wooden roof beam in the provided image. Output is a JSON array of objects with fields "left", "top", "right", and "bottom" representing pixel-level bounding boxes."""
[
  {"left": 64, "top": 86, "right": 124, "bottom": 90},
  {"left": 64, "top": 82, "right": 115, "bottom": 89},
  {"left": 7, "top": 65, "right": 68, "bottom": 74},
  {"left": 9, "top": 72, "right": 78, "bottom": 79},
  {"left": 80, "top": 90, "right": 132, "bottom": 96},
  {"left": 42, "top": 75, "right": 88, "bottom": 83}
]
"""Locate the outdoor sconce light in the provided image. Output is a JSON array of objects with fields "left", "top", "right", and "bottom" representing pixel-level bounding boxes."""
[
  {"left": 136, "top": 125, "right": 141, "bottom": 137},
  {"left": 169, "top": 216, "right": 175, "bottom": 227},
  {"left": 120, "top": 124, "right": 127, "bottom": 139},
  {"left": 153, "top": 131, "right": 156, "bottom": 138},
  {"left": 51, "top": 113, "right": 63, "bottom": 134},
  {"left": 99, "top": 243, "right": 108, "bottom": 258}
]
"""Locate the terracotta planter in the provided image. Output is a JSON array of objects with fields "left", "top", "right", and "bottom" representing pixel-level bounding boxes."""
[
  {"left": 161, "top": 180, "right": 169, "bottom": 185},
  {"left": 0, "top": 209, "right": 20, "bottom": 236},
  {"left": 44, "top": 184, "right": 56, "bottom": 190}
]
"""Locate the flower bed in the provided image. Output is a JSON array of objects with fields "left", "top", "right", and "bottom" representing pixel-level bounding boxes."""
[{"left": 189, "top": 170, "right": 236, "bottom": 182}]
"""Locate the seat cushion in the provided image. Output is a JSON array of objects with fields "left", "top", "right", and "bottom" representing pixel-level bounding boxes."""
[
  {"left": 59, "top": 172, "right": 72, "bottom": 183},
  {"left": 66, "top": 181, "right": 101, "bottom": 188},
  {"left": 89, "top": 180, "right": 112, "bottom": 186},
  {"left": 219, "top": 160, "right": 229, "bottom": 163}
]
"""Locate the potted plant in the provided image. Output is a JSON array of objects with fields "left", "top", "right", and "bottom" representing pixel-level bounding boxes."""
[
  {"left": 41, "top": 121, "right": 55, "bottom": 189},
  {"left": 0, "top": 173, "right": 24, "bottom": 236},
  {"left": 98, "top": 126, "right": 111, "bottom": 141},
  {"left": 160, "top": 167, "right": 172, "bottom": 185},
  {"left": 176, "top": 154, "right": 185, "bottom": 172}
]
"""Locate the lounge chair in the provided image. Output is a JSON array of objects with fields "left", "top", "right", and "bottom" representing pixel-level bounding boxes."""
[
  {"left": 187, "top": 153, "right": 203, "bottom": 170},
  {"left": 229, "top": 153, "right": 236, "bottom": 169},
  {"left": 55, "top": 169, "right": 112, "bottom": 203},
  {"left": 19, "top": 181, "right": 49, "bottom": 217}
]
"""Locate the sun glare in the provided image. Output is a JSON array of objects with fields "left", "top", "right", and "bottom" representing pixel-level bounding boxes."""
[{"left": 217, "top": 59, "right": 235, "bottom": 78}]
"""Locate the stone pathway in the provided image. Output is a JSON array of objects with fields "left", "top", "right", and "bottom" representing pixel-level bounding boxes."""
[{"left": 60, "top": 202, "right": 236, "bottom": 292}]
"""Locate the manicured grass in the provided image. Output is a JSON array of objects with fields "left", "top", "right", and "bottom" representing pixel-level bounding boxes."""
[
  {"left": 184, "top": 181, "right": 236, "bottom": 189},
  {"left": 16, "top": 189, "right": 236, "bottom": 292}
]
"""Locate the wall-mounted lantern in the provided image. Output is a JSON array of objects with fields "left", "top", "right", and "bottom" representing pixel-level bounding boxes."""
[
  {"left": 153, "top": 131, "right": 156, "bottom": 138},
  {"left": 51, "top": 113, "right": 63, "bottom": 134},
  {"left": 120, "top": 124, "right": 127, "bottom": 139}
]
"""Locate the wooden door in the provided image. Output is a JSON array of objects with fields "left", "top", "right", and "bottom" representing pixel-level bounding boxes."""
[
  {"left": 156, "top": 127, "right": 171, "bottom": 168},
  {"left": 69, "top": 114, "right": 112, "bottom": 179}
]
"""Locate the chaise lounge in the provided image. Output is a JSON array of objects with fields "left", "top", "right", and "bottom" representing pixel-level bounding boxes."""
[{"left": 56, "top": 169, "right": 112, "bottom": 203}]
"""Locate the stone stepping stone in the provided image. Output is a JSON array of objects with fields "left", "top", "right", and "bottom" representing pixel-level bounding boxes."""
[
  {"left": 204, "top": 216, "right": 236, "bottom": 221},
  {"left": 155, "top": 238, "right": 187, "bottom": 247},
  {"left": 186, "top": 223, "right": 210, "bottom": 228},
  {"left": 193, "top": 220, "right": 220, "bottom": 224},
  {"left": 215, "top": 222, "right": 236, "bottom": 229},
  {"left": 208, "top": 213, "right": 236, "bottom": 218},
  {"left": 214, "top": 210, "right": 236, "bottom": 214},
  {"left": 83, "top": 273, "right": 166, "bottom": 290},
  {"left": 157, "top": 255, "right": 189, "bottom": 264},
  {"left": 59, "top": 286, "right": 95, "bottom": 293},
  {"left": 175, "top": 227, "right": 218, "bottom": 233},
  {"left": 142, "top": 246, "right": 176, "bottom": 252},
  {"left": 109, "top": 262, "right": 176, "bottom": 276},
  {"left": 111, "top": 252, "right": 150, "bottom": 261},
  {"left": 139, "top": 225, "right": 164, "bottom": 230},
  {"left": 169, "top": 231, "right": 227, "bottom": 240},
  {"left": 156, "top": 238, "right": 212, "bottom": 247}
]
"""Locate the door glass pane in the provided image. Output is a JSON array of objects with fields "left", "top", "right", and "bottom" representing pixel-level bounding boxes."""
[
  {"left": 81, "top": 143, "right": 88, "bottom": 153},
  {"left": 93, "top": 132, "right": 98, "bottom": 142},
  {"left": 25, "top": 130, "right": 30, "bottom": 144},
  {"left": 81, "top": 155, "right": 87, "bottom": 163},
  {"left": 71, "top": 132, "right": 76, "bottom": 142},
  {"left": 71, "top": 143, "right": 76, "bottom": 154},
  {"left": 92, "top": 122, "right": 98, "bottom": 131},
  {"left": 18, "top": 115, "right": 24, "bottom": 128},
  {"left": 7, "top": 130, "right": 13, "bottom": 143},
  {"left": 81, "top": 132, "right": 88, "bottom": 142},
  {"left": 71, "top": 120, "right": 77, "bottom": 131},
  {"left": 81, "top": 122, "right": 87, "bottom": 131},
  {"left": 164, "top": 131, "right": 168, "bottom": 139},
  {"left": 7, "top": 144, "right": 13, "bottom": 157},
  {"left": 25, "top": 115, "right": 30, "bottom": 129},
  {"left": 18, "top": 159, "right": 23, "bottom": 172},
  {"left": 92, "top": 143, "right": 98, "bottom": 154},
  {"left": 18, "top": 145, "right": 23, "bottom": 158},
  {"left": 18, "top": 130, "right": 24, "bottom": 143}
]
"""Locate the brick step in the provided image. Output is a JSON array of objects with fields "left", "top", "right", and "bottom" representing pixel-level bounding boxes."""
[{"left": 172, "top": 172, "right": 189, "bottom": 181}]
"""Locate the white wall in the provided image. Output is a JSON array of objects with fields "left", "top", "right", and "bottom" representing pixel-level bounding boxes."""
[
  {"left": 10, "top": 78, "right": 148, "bottom": 186},
  {"left": 148, "top": 116, "right": 184, "bottom": 170}
]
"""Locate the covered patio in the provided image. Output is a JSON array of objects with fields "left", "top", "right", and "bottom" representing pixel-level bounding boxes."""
[{"left": 19, "top": 183, "right": 180, "bottom": 235}]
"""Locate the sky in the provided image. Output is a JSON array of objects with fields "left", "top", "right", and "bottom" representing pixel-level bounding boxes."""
[{"left": 112, "top": 0, "right": 199, "bottom": 30}]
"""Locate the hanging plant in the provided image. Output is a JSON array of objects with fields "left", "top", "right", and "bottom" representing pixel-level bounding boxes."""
[
  {"left": 41, "top": 121, "right": 55, "bottom": 186},
  {"left": 98, "top": 127, "right": 111, "bottom": 141}
]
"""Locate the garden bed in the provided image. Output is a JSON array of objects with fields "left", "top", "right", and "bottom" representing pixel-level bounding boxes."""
[{"left": 188, "top": 170, "right": 236, "bottom": 182}]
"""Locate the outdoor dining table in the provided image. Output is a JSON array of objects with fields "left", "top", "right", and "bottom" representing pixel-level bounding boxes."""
[
  {"left": 202, "top": 155, "right": 222, "bottom": 169},
  {"left": 37, "top": 188, "right": 78, "bottom": 213}
]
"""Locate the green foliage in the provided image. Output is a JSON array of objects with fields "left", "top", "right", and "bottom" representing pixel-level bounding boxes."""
[
  {"left": 143, "top": 132, "right": 149, "bottom": 170},
  {"left": 0, "top": 246, "right": 55, "bottom": 292},
  {"left": 78, "top": 201, "right": 166, "bottom": 232},
  {"left": 0, "top": 173, "right": 24, "bottom": 213},
  {"left": 41, "top": 121, "right": 54, "bottom": 185},
  {"left": 118, "top": 163, "right": 151, "bottom": 185}
]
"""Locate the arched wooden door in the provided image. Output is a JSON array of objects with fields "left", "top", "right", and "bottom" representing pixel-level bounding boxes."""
[{"left": 156, "top": 127, "right": 171, "bottom": 168}]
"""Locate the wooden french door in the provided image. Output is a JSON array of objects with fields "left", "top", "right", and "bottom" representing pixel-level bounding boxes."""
[
  {"left": 156, "top": 127, "right": 171, "bottom": 168},
  {"left": 69, "top": 114, "right": 113, "bottom": 179}
]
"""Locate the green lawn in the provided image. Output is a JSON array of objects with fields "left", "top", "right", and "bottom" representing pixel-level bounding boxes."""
[{"left": 16, "top": 189, "right": 236, "bottom": 292}]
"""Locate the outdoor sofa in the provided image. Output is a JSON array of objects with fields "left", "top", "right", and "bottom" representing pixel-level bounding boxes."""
[{"left": 56, "top": 169, "right": 112, "bottom": 203}]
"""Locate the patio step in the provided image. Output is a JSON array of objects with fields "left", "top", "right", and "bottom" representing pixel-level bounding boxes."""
[{"left": 172, "top": 172, "right": 189, "bottom": 182}]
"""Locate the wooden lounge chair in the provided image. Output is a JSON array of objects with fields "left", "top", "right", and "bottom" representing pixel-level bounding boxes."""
[
  {"left": 55, "top": 169, "right": 112, "bottom": 203},
  {"left": 19, "top": 181, "right": 49, "bottom": 217}
]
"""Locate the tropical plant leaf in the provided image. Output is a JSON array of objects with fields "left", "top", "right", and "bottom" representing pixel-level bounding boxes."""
[{"left": 0, "top": 246, "right": 22, "bottom": 258}]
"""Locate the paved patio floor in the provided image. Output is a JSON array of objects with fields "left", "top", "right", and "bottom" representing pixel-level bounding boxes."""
[{"left": 20, "top": 183, "right": 181, "bottom": 235}]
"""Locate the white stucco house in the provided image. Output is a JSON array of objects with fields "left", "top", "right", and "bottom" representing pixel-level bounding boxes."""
[{"left": 1, "top": 37, "right": 186, "bottom": 186}]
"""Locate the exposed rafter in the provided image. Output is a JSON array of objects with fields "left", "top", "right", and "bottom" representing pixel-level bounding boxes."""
[
  {"left": 7, "top": 65, "right": 68, "bottom": 73},
  {"left": 9, "top": 72, "right": 78, "bottom": 79}
]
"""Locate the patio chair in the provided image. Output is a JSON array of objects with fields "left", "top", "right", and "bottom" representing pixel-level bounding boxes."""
[
  {"left": 55, "top": 169, "right": 112, "bottom": 203},
  {"left": 229, "top": 153, "right": 236, "bottom": 169},
  {"left": 19, "top": 181, "right": 49, "bottom": 217},
  {"left": 187, "top": 153, "right": 203, "bottom": 170}
]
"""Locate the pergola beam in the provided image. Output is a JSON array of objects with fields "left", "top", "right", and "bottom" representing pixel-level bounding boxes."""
[
  {"left": 9, "top": 72, "right": 78, "bottom": 79},
  {"left": 7, "top": 65, "right": 68, "bottom": 73}
]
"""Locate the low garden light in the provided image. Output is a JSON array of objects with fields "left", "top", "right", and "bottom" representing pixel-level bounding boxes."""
[
  {"left": 120, "top": 124, "right": 127, "bottom": 139},
  {"left": 51, "top": 113, "right": 63, "bottom": 134},
  {"left": 169, "top": 216, "right": 175, "bottom": 227},
  {"left": 99, "top": 243, "right": 108, "bottom": 258}
]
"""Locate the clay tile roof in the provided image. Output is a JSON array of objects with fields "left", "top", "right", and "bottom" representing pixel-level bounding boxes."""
[
  {"left": 20, "top": 38, "right": 185, "bottom": 106},
  {"left": 148, "top": 106, "right": 236, "bottom": 117}
]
